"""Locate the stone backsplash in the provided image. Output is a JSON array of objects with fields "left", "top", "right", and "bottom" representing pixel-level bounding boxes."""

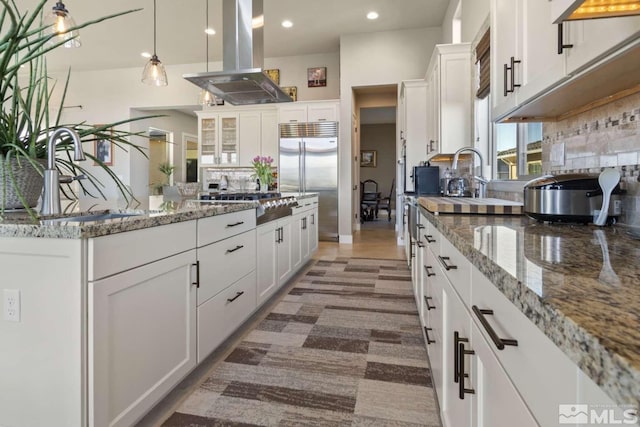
[{"left": 542, "top": 92, "right": 640, "bottom": 227}]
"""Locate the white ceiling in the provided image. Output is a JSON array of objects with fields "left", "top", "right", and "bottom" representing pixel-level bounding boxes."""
[{"left": 26, "top": 0, "right": 450, "bottom": 72}]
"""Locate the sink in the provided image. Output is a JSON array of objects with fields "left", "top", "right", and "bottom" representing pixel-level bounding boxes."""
[{"left": 43, "top": 212, "right": 142, "bottom": 224}]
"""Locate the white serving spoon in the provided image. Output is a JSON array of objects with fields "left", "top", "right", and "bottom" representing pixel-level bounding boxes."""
[{"left": 594, "top": 168, "right": 620, "bottom": 226}]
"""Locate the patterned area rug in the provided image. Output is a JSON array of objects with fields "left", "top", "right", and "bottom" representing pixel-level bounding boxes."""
[{"left": 162, "top": 257, "right": 441, "bottom": 426}]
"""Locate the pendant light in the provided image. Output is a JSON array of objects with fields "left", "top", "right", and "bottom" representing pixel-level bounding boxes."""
[
  {"left": 199, "top": 0, "right": 215, "bottom": 106},
  {"left": 142, "top": 0, "right": 168, "bottom": 86},
  {"left": 44, "top": 1, "right": 81, "bottom": 48}
]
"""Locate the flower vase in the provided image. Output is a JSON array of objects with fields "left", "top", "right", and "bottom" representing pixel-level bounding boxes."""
[{"left": 260, "top": 182, "right": 269, "bottom": 193}]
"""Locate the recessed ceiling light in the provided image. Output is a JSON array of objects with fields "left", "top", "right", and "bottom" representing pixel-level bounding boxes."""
[
  {"left": 367, "top": 11, "right": 379, "bottom": 20},
  {"left": 281, "top": 20, "right": 293, "bottom": 28},
  {"left": 141, "top": 52, "right": 152, "bottom": 58},
  {"left": 205, "top": 28, "right": 216, "bottom": 35}
]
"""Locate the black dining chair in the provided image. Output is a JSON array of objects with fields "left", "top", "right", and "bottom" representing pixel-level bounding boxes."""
[
  {"left": 377, "top": 179, "right": 395, "bottom": 221},
  {"left": 361, "top": 179, "right": 380, "bottom": 221}
]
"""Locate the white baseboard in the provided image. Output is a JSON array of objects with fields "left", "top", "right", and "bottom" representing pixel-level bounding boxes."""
[{"left": 339, "top": 234, "right": 353, "bottom": 244}]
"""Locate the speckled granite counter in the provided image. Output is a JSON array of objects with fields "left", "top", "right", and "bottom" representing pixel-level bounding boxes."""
[
  {"left": 418, "top": 201, "right": 640, "bottom": 408},
  {"left": 0, "top": 197, "right": 258, "bottom": 239},
  {"left": 281, "top": 192, "right": 318, "bottom": 201}
]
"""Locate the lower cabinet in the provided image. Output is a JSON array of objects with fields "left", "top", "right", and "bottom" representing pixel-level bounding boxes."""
[
  {"left": 89, "top": 250, "right": 197, "bottom": 427},
  {"left": 256, "top": 215, "right": 293, "bottom": 305},
  {"left": 197, "top": 271, "right": 257, "bottom": 362}
]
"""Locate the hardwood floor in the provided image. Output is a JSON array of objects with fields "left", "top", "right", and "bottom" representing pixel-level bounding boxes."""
[{"left": 316, "top": 219, "right": 405, "bottom": 261}]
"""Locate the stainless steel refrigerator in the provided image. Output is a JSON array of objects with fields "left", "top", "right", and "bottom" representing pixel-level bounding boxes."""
[{"left": 279, "top": 121, "right": 338, "bottom": 241}]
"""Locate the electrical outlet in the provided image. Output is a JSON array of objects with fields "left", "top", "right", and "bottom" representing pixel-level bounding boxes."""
[{"left": 4, "top": 289, "right": 20, "bottom": 322}]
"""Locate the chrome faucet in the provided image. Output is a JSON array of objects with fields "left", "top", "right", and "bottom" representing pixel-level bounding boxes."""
[
  {"left": 41, "top": 127, "right": 87, "bottom": 215},
  {"left": 452, "top": 147, "right": 487, "bottom": 198}
]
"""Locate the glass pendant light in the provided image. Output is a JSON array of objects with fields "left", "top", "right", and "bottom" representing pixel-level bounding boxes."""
[
  {"left": 142, "top": 0, "right": 168, "bottom": 86},
  {"left": 199, "top": 0, "right": 215, "bottom": 105},
  {"left": 44, "top": 1, "right": 81, "bottom": 48}
]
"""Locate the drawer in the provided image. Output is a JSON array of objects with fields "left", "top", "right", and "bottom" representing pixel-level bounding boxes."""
[
  {"left": 422, "top": 222, "right": 441, "bottom": 257},
  {"left": 197, "top": 209, "right": 256, "bottom": 247},
  {"left": 197, "top": 229, "right": 256, "bottom": 304},
  {"left": 197, "top": 271, "right": 256, "bottom": 363},
  {"left": 439, "top": 235, "right": 471, "bottom": 306},
  {"left": 471, "top": 266, "right": 578, "bottom": 427}
]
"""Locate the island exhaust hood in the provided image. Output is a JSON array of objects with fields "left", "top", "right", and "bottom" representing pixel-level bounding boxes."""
[{"left": 183, "top": 0, "right": 292, "bottom": 105}]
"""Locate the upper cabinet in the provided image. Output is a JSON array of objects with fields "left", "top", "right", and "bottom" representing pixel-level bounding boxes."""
[
  {"left": 426, "top": 43, "right": 472, "bottom": 157},
  {"left": 278, "top": 100, "right": 339, "bottom": 123},
  {"left": 492, "top": 0, "right": 640, "bottom": 121},
  {"left": 399, "top": 79, "right": 428, "bottom": 193},
  {"left": 197, "top": 112, "right": 239, "bottom": 166}
]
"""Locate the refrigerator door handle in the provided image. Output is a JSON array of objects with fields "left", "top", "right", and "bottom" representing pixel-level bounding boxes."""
[
  {"left": 301, "top": 141, "right": 307, "bottom": 193},
  {"left": 298, "top": 141, "right": 304, "bottom": 192}
]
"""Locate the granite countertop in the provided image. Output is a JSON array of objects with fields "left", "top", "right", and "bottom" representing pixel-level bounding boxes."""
[
  {"left": 281, "top": 192, "right": 318, "bottom": 200},
  {"left": 418, "top": 202, "right": 640, "bottom": 408},
  {"left": 0, "top": 196, "right": 258, "bottom": 239}
]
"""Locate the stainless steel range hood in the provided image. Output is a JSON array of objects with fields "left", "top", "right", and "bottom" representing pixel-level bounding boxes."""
[{"left": 183, "top": 0, "right": 292, "bottom": 105}]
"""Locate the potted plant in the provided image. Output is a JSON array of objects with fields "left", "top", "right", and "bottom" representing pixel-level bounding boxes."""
[
  {"left": 0, "top": 0, "right": 152, "bottom": 217},
  {"left": 251, "top": 155, "right": 274, "bottom": 192}
]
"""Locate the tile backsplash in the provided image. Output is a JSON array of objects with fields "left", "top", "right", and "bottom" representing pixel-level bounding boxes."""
[{"left": 542, "top": 92, "right": 640, "bottom": 226}]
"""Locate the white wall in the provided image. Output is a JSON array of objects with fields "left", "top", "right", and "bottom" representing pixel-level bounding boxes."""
[
  {"left": 339, "top": 27, "right": 441, "bottom": 241},
  {"left": 441, "top": 0, "right": 460, "bottom": 44},
  {"left": 461, "top": 0, "right": 490, "bottom": 43}
]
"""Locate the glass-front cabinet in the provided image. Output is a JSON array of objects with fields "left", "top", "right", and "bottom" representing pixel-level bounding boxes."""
[{"left": 197, "top": 112, "right": 238, "bottom": 166}]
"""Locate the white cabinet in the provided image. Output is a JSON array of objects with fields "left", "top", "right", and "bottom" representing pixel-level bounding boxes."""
[
  {"left": 291, "top": 211, "right": 303, "bottom": 272},
  {"left": 260, "top": 110, "right": 279, "bottom": 166},
  {"left": 278, "top": 100, "right": 339, "bottom": 123},
  {"left": 197, "top": 112, "right": 239, "bottom": 166},
  {"left": 399, "top": 80, "right": 428, "bottom": 192},
  {"left": 277, "top": 217, "right": 293, "bottom": 283},
  {"left": 425, "top": 43, "right": 472, "bottom": 157},
  {"left": 308, "top": 206, "right": 319, "bottom": 254},
  {"left": 238, "top": 111, "right": 261, "bottom": 166},
  {"left": 256, "top": 215, "right": 293, "bottom": 305},
  {"left": 291, "top": 196, "right": 318, "bottom": 268}
]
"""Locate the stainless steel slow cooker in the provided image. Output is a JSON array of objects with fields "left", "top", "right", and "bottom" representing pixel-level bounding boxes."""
[{"left": 523, "top": 174, "right": 623, "bottom": 224}]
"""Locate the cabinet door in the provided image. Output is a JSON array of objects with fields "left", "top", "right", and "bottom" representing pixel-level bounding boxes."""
[
  {"left": 424, "top": 248, "right": 444, "bottom": 402},
  {"left": 290, "top": 212, "right": 303, "bottom": 272},
  {"left": 308, "top": 207, "right": 319, "bottom": 254},
  {"left": 277, "top": 218, "right": 293, "bottom": 284},
  {"left": 518, "top": 0, "right": 568, "bottom": 103},
  {"left": 218, "top": 113, "right": 239, "bottom": 165},
  {"left": 261, "top": 110, "right": 279, "bottom": 167},
  {"left": 401, "top": 81, "right": 428, "bottom": 191},
  {"left": 307, "top": 102, "right": 338, "bottom": 122},
  {"left": 256, "top": 222, "right": 278, "bottom": 305},
  {"left": 438, "top": 48, "right": 472, "bottom": 155},
  {"left": 279, "top": 104, "right": 307, "bottom": 123},
  {"left": 565, "top": 16, "right": 640, "bottom": 74},
  {"left": 199, "top": 115, "right": 218, "bottom": 165},
  {"left": 89, "top": 250, "right": 197, "bottom": 427},
  {"left": 471, "top": 324, "right": 538, "bottom": 427},
  {"left": 301, "top": 212, "right": 311, "bottom": 261},
  {"left": 491, "top": 0, "right": 520, "bottom": 120},
  {"left": 239, "top": 111, "right": 261, "bottom": 166}
]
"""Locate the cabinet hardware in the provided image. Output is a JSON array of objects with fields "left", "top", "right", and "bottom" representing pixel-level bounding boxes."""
[
  {"left": 424, "top": 295, "right": 436, "bottom": 310},
  {"left": 226, "top": 221, "right": 245, "bottom": 228},
  {"left": 503, "top": 63, "right": 509, "bottom": 97},
  {"left": 453, "top": 331, "right": 469, "bottom": 383},
  {"left": 417, "top": 241, "right": 425, "bottom": 248},
  {"left": 424, "top": 234, "right": 436, "bottom": 243},
  {"left": 557, "top": 23, "right": 574, "bottom": 55},
  {"left": 438, "top": 256, "right": 458, "bottom": 271},
  {"left": 424, "top": 326, "right": 436, "bottom": 344},
  {"left": 191, "top": 261, "right": 200, "bottom": 288},
  {"left": 225, "top": 245, "right": 244, "bottom": 254},
  {"left": 311, "top": 214, "right": 315, "bottom": 225},
  {"left": 424, "top": 265, "right": 436, "bottom": 277},
  {"left": 279, "top": 227, "right": 284, "bottom": 243},
  {"left": 226, "top": 291, "right": 244, "bottom": 303},
  {"left": 458, "top": 342, "right": 476, "bottom": 399},
  {"left": 417, "top": 224, "right": 425, "bottom": 230},
  {"left": 472, "top": 305, "right": 519, "bottom": 350},
  {"left": 510, "top": 57, "right": 521, "bottom": 93}
]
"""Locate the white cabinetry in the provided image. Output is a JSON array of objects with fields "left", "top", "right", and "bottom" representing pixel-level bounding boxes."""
[
  {"left": 88, "top": 221, "right": 198, "bottom": 427},
  {"left": 260, "top": 110, "right": 279, "bottom": 166},
  {"left": 197, "top": 112, "right": 239, "bottom": 166},
  {"left": 399, "top": 80, "right": 427, "bottom": 192},
  {"left": 278, "top": 100, "right": 339, "bottom": 123},
  {"left": 425, "top": 43, "right": 472, "bottom": 157},
  {"left": 256, "top": 215, "right": 293, "bottom": 305}
]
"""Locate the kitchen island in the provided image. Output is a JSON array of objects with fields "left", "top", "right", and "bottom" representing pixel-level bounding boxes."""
[
  {"left": 416, "top": 197, "right": 639, "bottom": 425},
  {"left": 0, "top": 194, "right": 318, "bottom": 427}
]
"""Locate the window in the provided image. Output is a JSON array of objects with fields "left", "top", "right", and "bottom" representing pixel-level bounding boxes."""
[{"left": 495, "top": 122, "right": 543, "bottom": 179}]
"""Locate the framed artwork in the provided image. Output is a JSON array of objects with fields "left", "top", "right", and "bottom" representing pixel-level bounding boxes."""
[
  {"left": 282, "top": 86, "right": 297, "bottom": 101},
  {"left": 307, "top": 66, "right": 327, "bottom": 87},
  {"left": 265, "top": 69, "right": 280, "bottom": 85},
  {"left": 360, "top": 150, "right": 377, "bottom": 168},
  {"left": 95, "top": 127, "right": 114, "bottom": 166}
]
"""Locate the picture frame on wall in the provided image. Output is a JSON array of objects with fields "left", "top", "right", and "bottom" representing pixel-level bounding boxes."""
[
  {"left": 265, "top": 69, "right": 280, "bottom": 85},
  {"left": 307, "top": 66, "right": 327, "bottom": 87},
  {"left": 282, "top": 86, "right": 298, "bottom": 101},
  {"left": 94, "top": 127, "right": 114, "bottom": 166},
  {"left": 360, "top": 150, "right": 377, "bottom": 168}
]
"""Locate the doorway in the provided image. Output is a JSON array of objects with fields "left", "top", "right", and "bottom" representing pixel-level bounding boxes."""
[
  {"left": 148, "top": 128, "right": 173, "bottom": 195},
  {"left": 183, "top": 133, "right": 198, "bottom": 183}
]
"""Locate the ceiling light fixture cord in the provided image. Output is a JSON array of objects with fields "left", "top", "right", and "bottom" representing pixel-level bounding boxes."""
[
  {"left": 153, "top": 0, "right": 157, "bottom": 55},
  {"left": 206, "top": 0, "right": 209, "bottom": 72},
  {"left": 142, "top": 0, "right": 168, "bottom": 86}
]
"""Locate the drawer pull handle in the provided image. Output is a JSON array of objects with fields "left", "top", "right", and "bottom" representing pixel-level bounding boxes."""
[
  {"left": 424, "top": 234, "right": 436, "bottom": 243},
  {"left": 424, "top": 295, "right": 436, "bottom": 310},
  {"left": 453, "top": 331, "right": 469, "bottom": 383},
  {"left": 438, "top": 256, "right": 457, "bottom": 271},
  {"left": 417, "top": 224, "right": 425, "bottom": 229},
  {"left": 557, "top": 23, "right": 574, "bottom": 55},
  {"left": 416, "top": 241, "right": 425, "bottom": 248},
  {"left": 226, "top": 221, "right": 245, "bottom": 228},
  {"left": 227, "top": 291, "right": 244, "bottom": 303},
  {"left": 458, "top": 341, "right": 476, "bottom": 399},
  {"left": 472, "top": 305, "right": 519, "bottom": 350},
  {"left": 424, "top": 326, "right": 435, "bottom": 344},
  {"left": 424, "top": 265, "right": 436, "bottom": 277},
  {"left": 226, "top": 245, "right": 244, "bottom": 254},
  {"left": 191, "top": 261, "right": 200, "bottom": 288}
]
